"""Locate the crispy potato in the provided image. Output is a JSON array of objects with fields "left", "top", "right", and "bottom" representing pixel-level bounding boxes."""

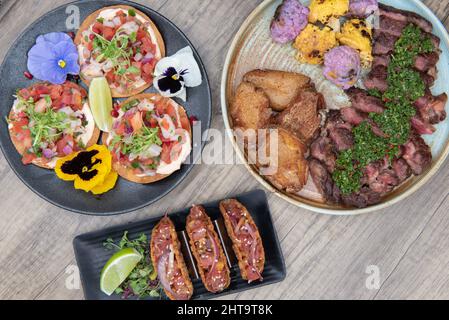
[
  {"left": 243, "top": 69, "right": 311, "bottom": 111},
  {"left": 231, "top": 82, "right": 272, "bottom": 130},
  {"left": 275, "top": 89, "right": 324, "bottom": 143},
  {"left": 257, "top": 127, "right": 308, "bottom": 194}
]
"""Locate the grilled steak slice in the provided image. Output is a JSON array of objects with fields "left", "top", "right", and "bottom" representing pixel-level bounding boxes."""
[
  {"left": 411, "top": 116, "right": 436, "bottom": 135},
  {"left": 364, "top": 65, "right": 389, "bottom": 92},
  {"left": 414, "top": 52, "right": 440, "bottom": 73},
  {"left": 346, "top": 88, "right": 385, "bottom": 113},
  {"left": 378, "top": 15, "right": 408, "bottom": 37},
  {"left": 373, "top": 55, "right": 391, "bottom": 68},
  {"left": 310, "top": 136, "right": 337, "bottom": 173},
  {"left": 308, "top": 159, "right": 341, "bottom": 204},
  {"left": 402, "top": 133, "right": 432, "bottom": 175},
  {"left": 362, "top": 159, "right": 400, "bottom": 195},
  {"left": 341, "top": 107, "right": 368, "bottom": 126},
  {"left": 342, "top": 187, "right": 382, "bottom": 208},
  {"left": 378, "top": 3, "right": 433, "bottom": 33},
  {"left": 392, "top": 159, "right": 412, "bottom": 184},
  {"left": 373, "top": 31, "right": 397, "bottom": 55},
  {"left": 414, "top": 91, "right": 448, "bottom": 124}
]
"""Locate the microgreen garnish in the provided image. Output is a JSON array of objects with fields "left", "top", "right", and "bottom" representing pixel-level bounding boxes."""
[
  {"left": 92, "top": 32, "right": 136, "bottom": 77},
  {"left": 120, "top": 126, "right": 162, "bottom": 155},
  {"left": 104, "top": 232, "right": 162, "bottom": 299},
  {"left": 18, "top": 96, "right": 70, "bottom": 149}
]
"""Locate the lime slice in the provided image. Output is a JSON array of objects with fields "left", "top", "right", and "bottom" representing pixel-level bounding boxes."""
[
  {"left": 89, "top": 77, "right": 113, "bottom": 132},
  {"left": 100, "top": 248, "right": 142, "bottom": 296}
]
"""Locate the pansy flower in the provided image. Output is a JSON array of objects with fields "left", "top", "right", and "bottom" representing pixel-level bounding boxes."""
[
  {"left": 153, "top": 46, "right": 202, "bottom": 101},
  {"left": 55, "top": 145, "right": 118, "bottom": 195},
  {"left": 27, "top": 32, "right": 80, "bottom": 85}
]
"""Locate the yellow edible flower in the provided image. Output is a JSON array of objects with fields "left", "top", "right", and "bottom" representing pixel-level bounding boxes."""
[
  {"left": 294, "top": 24, "right": 337, "bottom": 64},
  {"left": 337, "top": 19, "right": 373, "bottom": 67},
  {"left": 309, "top": 0, "right": 349, "bottom": 24},
  {"left": 55, "top": 144, "right": 117, "bottom": 195}
]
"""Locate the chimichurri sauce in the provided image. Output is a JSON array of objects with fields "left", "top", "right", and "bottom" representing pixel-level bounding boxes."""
[{"left": 333, "top": 24, "right": 434, "bottom": 195}]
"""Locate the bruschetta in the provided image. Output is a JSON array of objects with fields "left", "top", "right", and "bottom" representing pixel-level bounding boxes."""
[
  {"left": 150, "top": 216, "right": 193, "bottom": 300},
  {"left": 219, "top": 199, "right": 265, "bottom": 283},
  {"left": 186, "top": 205, "right": 231, "bottom": 293},
  {"left": 103, "top": 93, "right": 192, "bottom": 184},
  {"left": 8, "top": 82, "right": 100, "bottom": 169},
  {"left": 75, "top": 5, "right": 165, "bottom": 97}
]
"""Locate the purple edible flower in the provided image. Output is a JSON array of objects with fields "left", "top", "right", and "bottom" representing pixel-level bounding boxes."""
[{"left": 27, "top": 32, "right": 80, "bottom": 85}]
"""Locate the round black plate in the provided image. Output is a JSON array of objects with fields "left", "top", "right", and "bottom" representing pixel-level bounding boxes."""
[{"left": 0, "top": 0, "right": 211, "bottom": 215}]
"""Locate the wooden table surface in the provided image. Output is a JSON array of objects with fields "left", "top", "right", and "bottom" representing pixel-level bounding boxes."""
[{"left": 1, "top": 0, "right": 449, "bottom": 300}]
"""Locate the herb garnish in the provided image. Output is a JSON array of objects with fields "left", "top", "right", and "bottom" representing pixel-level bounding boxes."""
[
  {"left": 113, "top": 126, "right": 162, "bottom": 156},
  {"left": 333, "top": 24, "right": 434, "bottom": 195},
  {"left": 18, "top": 96, "right": 70, "bottom": 152},
  {"left": 93, "top": 31, "right": 139, "bottom": 78},
  {"left": 104, "top": 232, "right": 162, "bottom": 299}
]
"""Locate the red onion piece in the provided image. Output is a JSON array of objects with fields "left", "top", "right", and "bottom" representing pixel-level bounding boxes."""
[{"left": 63, "top": 145, "right": 73, "bottom": 155}]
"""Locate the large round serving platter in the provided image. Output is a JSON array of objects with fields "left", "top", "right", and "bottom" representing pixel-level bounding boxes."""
[
  {"left": 221, "top": 0, "right": 449, "bottom": 215},
  {"left": 0, "top": 0, "right": 211, "bottom": 215}
]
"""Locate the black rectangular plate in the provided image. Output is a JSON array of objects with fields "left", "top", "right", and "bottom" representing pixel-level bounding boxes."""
[{"left": 73, "top": 190, "right": 286, "bottom": 300}]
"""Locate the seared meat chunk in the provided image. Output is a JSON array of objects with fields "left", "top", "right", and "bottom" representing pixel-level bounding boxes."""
[
  {"left": 308, "top": 159, "right": 341, "bottom": 204},
  {"left": 258, "top": 128, "right": 308, "bottom": 194},
  {"left": 231, "top": 82, "right": 272, "bottom": 131},
  {"left": 342, "top": 187, "right": 382, "bottom": 208},
  {"left": 378, "top": 15, "right": 408, "bottom": 37},
  {"left": 378, "top": 3, "right": 433, "bottom": 33},
  {"left": 362, "top": 159, "right": 399, "bottom": 194},
  {"left": 275, "top": 89, "right": 324, "bottom": 143},
  {"left": 243, "top": 69, "right": 311, "bottom": 111},
  {"left": 341, "top": 107, "right": 367, "bottom": 126},
  {"left": 364, "top": 65, "right": 388, "bottom": 92},
  {"left": 402, "top": 133, "right": 432, "bottom": 175},
  {"left": 346, "top": 88, "right": 385, "bottom": 113},
  {"left": 310, "top": 136, "right": 337, "bottom": 172},
  {"left": 329, "top": 128, "right": 354, "bottom": 152},
  {"left": 414, "top": 92, "right": 447, "bottom": 125},
  {"left": 414, "top": 52, "right": 440, "bottom": 73},
  {"left": 411, "top": 116, "right": 436, "bottom": 135},
  {"left": 392, "top": 159, "right": 412, "bottom": 184},
  {"left": 373, "top": 32, "right": 397, "bottom": 55}
]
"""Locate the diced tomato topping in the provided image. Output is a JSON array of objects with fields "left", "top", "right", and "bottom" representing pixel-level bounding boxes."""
[
  {"left": 18, "top": 88, "right": 31, "bottom": 100},
  {"left": 141, "top": 37, "right": 155, "bottom": 55},
  {"left": 61, "top": 92, "right": 73, "bottom": 106},
  {"left": 49, "top": 85, "right": 63, "bottom": 100},
  {"left": 136, "top": 28, "right": 146, "bottom": 41},
  {"left": 142, "top": 62, "right": 154, "bottom": 75},
  {"left": 87, "top": 41, "right": 94, "bottom": 51},
  {"left": 116, "top": 123, "right": 127, "bottom": 136},
  {"left": 22, "top": 153, "right": 37, "bottom": 165},
  {"left": 92, "top": 22, "right": 104, "bottom": 34},
  {"left": 119, "top": 15, "right": 127, "bottom": 24},
  {"left": 132, "top": 61, "right": 142, "bottom": 69},
  {"left": 130, "top": 112, "right": 143, "bottom": 132},
  {"left": 103, "top": 27, "right": 116, "bottom": 41},
  {"left": 116, "top": 10, "right": 126, "bottom": 17},
  {"left": 56, "top": 135, "right": 74, "bottom": 156},
  {"left": 160, "top": 143, "right": 172, "bottom": 164},
  {"left": 71, "top": 90, "right": 83, "bottom": 110},
  {"left": 105, "top": 71, "right": 116, "bottom": 84},
  {"left": 34, "top": 85, "right": 50, "bottom": 96},
  {"left": 181, "top": 116, "right": 191, "bottom": 131}
]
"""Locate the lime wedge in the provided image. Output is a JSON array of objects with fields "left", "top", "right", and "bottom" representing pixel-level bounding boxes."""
[
  {"left": 100, "top": 248, "right": 142, "bottom": 296},
  {"left": 89, "top": 77, "right": 113, "bottom": 132}
]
